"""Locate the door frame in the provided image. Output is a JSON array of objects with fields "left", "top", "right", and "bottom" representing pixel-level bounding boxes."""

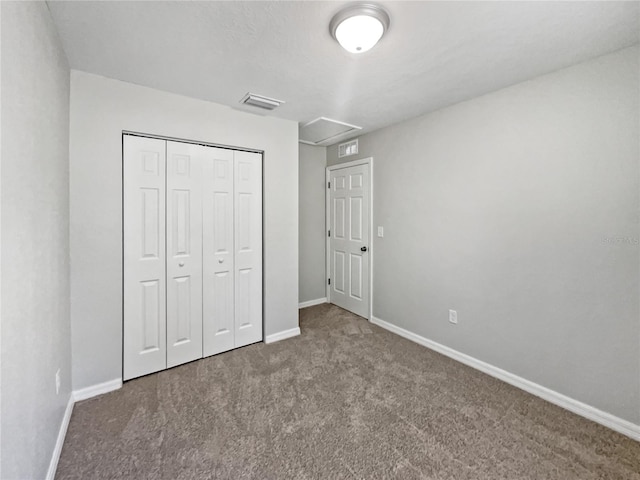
[{"left": 325, "top": 157, "right": 374, "bottom": 320}]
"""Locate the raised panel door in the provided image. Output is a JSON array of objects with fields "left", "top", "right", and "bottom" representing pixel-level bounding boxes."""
[
  {"left": 329, "top": 163, "right": 370, "bottom": 318},
  {"left": 166, "top": 141, "right": 203, "bottom": 368},
  {"left": 234, "top": 151, "right": 263, "bottom": 347},
  {"left": 123, "top": 135, "right": 167, "bottom": 380},
  {"left": 202, "top": 147, "right": 235, "bottom": 356}
]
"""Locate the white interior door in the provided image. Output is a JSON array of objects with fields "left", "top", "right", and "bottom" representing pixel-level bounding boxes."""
[
  {"left": 202, "top": 147, "right": 235, "bottom": 356},
  {"left": 329, "top": 163, "right": 370, "bottom": 318},
  {"left": 123, "top": 136, "right": 167, "bottom": 380},
  {"left": 166, "top": 141, "right": 203, "bottom": 368},
  {"left": 234, "top": 151, "right": 263, "bottom": 347}
]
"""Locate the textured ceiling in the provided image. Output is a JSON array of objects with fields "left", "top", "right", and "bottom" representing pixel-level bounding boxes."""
[{"left": 47, "top": 1, "right": 639, "bottom": 145}]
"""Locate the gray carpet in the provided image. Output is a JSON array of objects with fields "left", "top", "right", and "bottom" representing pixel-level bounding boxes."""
[{"left": 56, "top": 303, "right": 640, "bottom": 479}]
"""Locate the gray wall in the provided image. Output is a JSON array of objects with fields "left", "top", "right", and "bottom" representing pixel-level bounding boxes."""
[
  {"left": 1, "top": 2, "right": 72, "bottom": 478},
  {"left": 299, "top": 144, "right": 327, "bottom": 304},
  {"left": 327, "top": 46, "right": 640, "bottom": 424},
  {"left": 70, "top": 71, "right": 299, "bottom": 390}
]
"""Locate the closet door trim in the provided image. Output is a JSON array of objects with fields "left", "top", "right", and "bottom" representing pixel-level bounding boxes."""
[{"left": 122, "top": 130, "right": 262, "bottom": 155}]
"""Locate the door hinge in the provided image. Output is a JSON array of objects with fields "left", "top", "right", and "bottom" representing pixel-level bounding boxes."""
[
  {"left": 328, "top": 181, "right": 331, "bottom": 189},
  {"left": 328, "top": 278, "right": 331, "bottom": 285},
  {"left": 328, "top": 230, "right": 331, "bottom": 237}
]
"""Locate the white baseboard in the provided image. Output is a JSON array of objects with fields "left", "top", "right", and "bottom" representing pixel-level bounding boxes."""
[
  {"left": 72, "top": 378, "right": 122, "bottom": 402},
  {"left": 46, "top": 378, "right": 123, "bottom": 479},
  {"left": 370, "top": 316, "right": 640, "bottom": 442},
  {"left": 265, "top": 327, "right": 301, "bottom": 344},
  {"left": 45, "top": 394, "right": 74, "bottom": 480},
  {"left": 298, "top": 297, "right": 327, "bottom": 309}
]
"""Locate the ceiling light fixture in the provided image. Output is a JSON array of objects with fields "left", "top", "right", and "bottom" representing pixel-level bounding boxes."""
[{"left": 330, "top": 3, "right": 390, "bottom": 54}]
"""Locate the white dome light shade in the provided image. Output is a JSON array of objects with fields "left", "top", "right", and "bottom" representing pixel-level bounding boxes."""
[
  {"left": 335, "top": 15, "right": 384, "bottom": 53},
  {"left": 330, "top": 3, "right": 390, "bottom": 54}
]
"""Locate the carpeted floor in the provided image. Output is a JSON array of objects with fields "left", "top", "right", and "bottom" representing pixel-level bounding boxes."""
[{"left": 56, "top": 303, "right": 640, "bottom": 479}]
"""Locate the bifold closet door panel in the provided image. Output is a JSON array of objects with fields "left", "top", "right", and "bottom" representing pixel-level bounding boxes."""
[
  {"left": 234, "top": 151, "right": 263, "bottom": 347},
  {"left": 202, "top": 148, "right": 235, "bottom": 357},
  {"left": 166, "top": 141, "right": 204, "bottom": 368},
  {"left": 123, "top": 136, "right": 167, "bottom": 381}
]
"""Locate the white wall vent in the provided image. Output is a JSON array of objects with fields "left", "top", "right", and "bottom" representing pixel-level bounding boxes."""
[
  {"left": 338, "top": 139, "right": 358, "bottom": 158},
  {"left": 239, "top": 92, "right": 284, "bottom": 110}
]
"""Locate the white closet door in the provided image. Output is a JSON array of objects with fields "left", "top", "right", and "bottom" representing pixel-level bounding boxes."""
[
  {"left": 166, "top": 141, "right": 203, "bottom": 368},
  {"left": 234, "top": 151, "right": 263, "bottom": 347},
  {"left": 202, "top": 147, "right": 235, "bottom": 356},
  {"left": 123, "top": 136, "right": 167, "bottom": 381}
]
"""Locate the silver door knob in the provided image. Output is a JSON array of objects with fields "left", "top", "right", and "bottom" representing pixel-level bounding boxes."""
[
  {"left": 178, "top": 262, "right": 185, "bottom": 267},
  {"left": 218, "top": 258, "right": 224, "bottom": 263}
]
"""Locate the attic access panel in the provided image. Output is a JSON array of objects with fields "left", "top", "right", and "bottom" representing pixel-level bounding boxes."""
[{"left": 299, "top": 117, "right": 362, "bottom": 146}]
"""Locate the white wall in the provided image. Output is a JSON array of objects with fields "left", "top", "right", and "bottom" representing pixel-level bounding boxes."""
[
  {"left": 1, "top": 2, "right": 72, "bottom": 478},
  {"left": 70, "top": 71, "right": 299, "bottom": 390},
  {"left": 327, "top": 46, "right": 640, "bottom": 424},
  {"left": 299, "top": 144, "right": 327, "bottom": 304}
]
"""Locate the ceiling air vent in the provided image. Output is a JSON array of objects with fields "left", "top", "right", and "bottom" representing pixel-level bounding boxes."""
[
  {"left": 299, "top": 117, "right": 362, "bottom": 146},
  {"left": 338, "top": 139, "right": 358, "bottom": 158},
  {"left": 239, "top": 92, "right": 284, "bottom": 110}
]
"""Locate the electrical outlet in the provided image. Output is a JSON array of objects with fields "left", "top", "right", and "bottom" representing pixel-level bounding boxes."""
[
  {"left": 449, "top": 309, "right": 458, "bottom": 324},
  {"left": 377, "top": 226, "right": 384, "bottom": 237},
  {"left": 55, "top": 369, "right": 61, "bottom": 395}
]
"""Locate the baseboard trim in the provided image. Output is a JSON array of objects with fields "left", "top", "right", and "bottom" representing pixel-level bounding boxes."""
[
  {"left": 298, "top": 298, "right": 327, "bottom": 309},
  {"left": 370, "top": 316, "right": 640, "bottom": 442},
  {"left": 45, "top": 394, "right": 74, "bottom": 480},
  {"left": 72, "top": 378, "right": 122, "bottom": 402},
  {"left": 265, "top": 327, "right": 301, "bottom": 344}
]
